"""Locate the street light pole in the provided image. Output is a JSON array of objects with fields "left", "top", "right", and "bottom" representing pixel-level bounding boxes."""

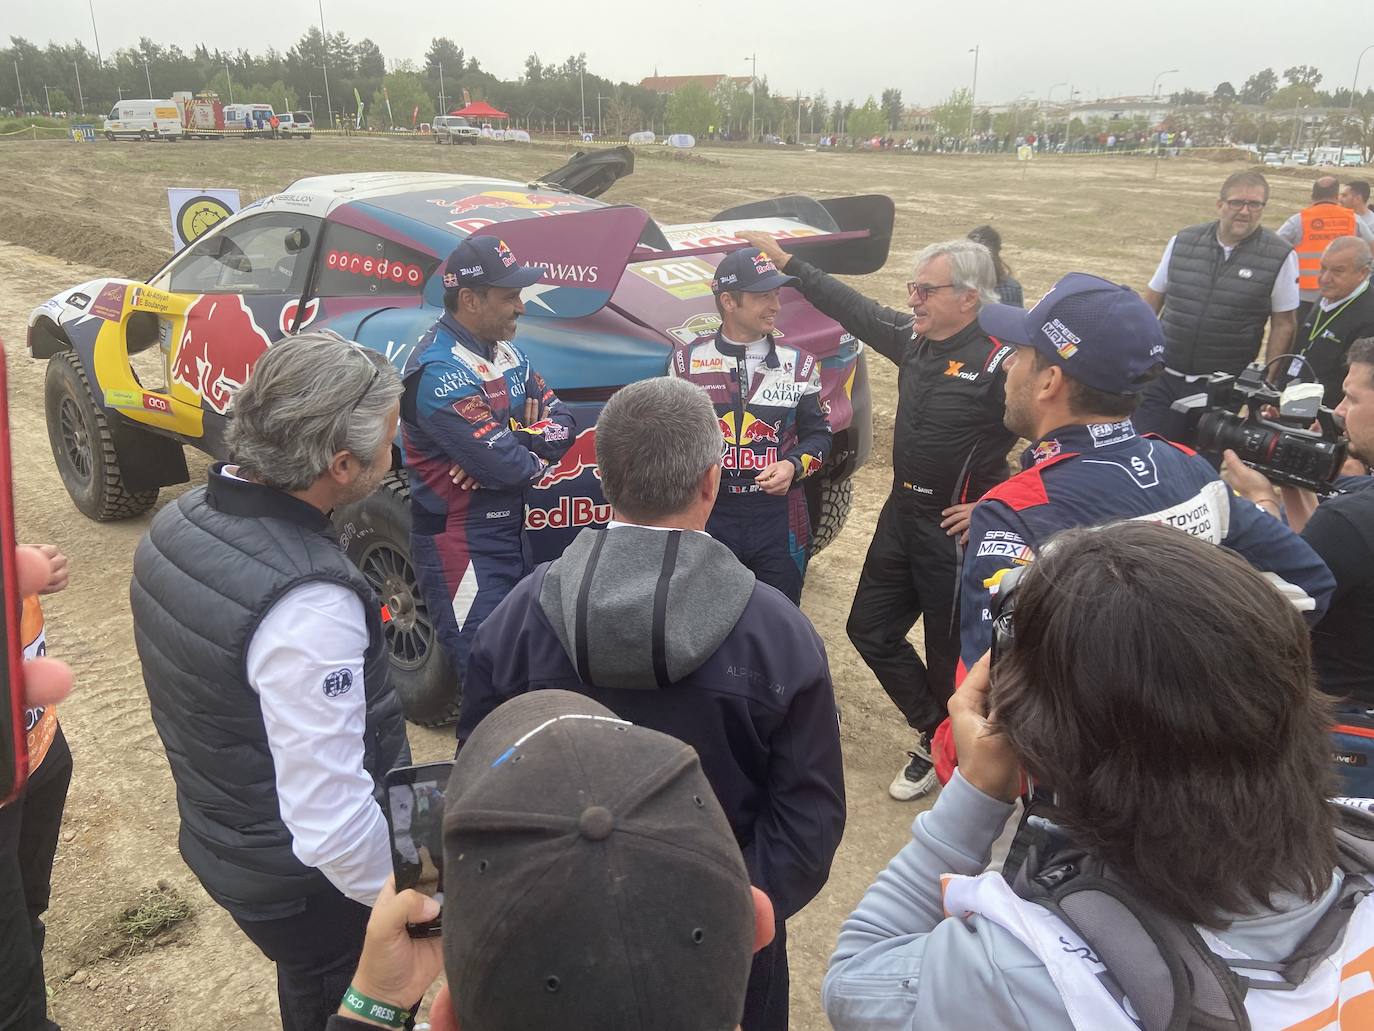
[
  {"left": 225, "top": 61, "right": 234, "bottom": 105},
  {"left": 746, "top": 54, "right": 757, "bottom": 141},
  {"left": 967, "top": 44, "right": 980, "bottom": 141},
  {"left": 579, "top": 61, "right": 586, "bottom": 133},
  {"left": 317, "top": 0, "right": 333, "bottom": 129},
  {"left": 307, "top": 92, "right": 320, "bottom": 123},
  {"left": 143, "top": 58, "right": 152, "bottom": 96},
  {"left": 87, "top": 0, "right": 102, "bottom": 66},
  {"left": 74, "top": 61, "right": 85, "bottom": 113},
  {"left": 14, "top": 61, "right": 23, "bottom": 115},
  {"left": 1150, "top": 68, "right": 1179, "bottom": 100},
  {"left": 596, "top": 93, "right": 610, "bottom": 135},
  {"left": 1342, "top": 44, "right": 1374, "bottom": 156},
  {"left": 42, "top": 85, "right": 52, "bottom": 116},
  {"left": 438, "top": 63, "right": 445, "bottom": 115},
  {"left": 1063, "top": 86, "right": 1078, "bottom": 148}
]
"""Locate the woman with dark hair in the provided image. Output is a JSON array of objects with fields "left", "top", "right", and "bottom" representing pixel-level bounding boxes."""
[
  {"left": 968, "top": 224, "right": 1023, "bottom": 307},
  {"left": 824, "top": 521, "right": 1371, "bottom": 1030}
]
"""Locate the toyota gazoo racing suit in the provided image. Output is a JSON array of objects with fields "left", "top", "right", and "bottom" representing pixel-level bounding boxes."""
[
  {"left": 931, "top": 418, "right": 1337, "bottom": 783},
  {"left": 401, "top": 313, "right": 577, "bottom": 687},
  {"left": 669, "top": 332, "right": 831, "bottom": 604}
]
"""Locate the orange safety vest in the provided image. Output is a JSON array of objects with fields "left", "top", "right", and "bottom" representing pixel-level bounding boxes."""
[
  {"left": 21, "top": 595, "right": 58, "bottom": 773},
  {"left": 1297, "top": 201, "right": 1358, "bottom": 291}
]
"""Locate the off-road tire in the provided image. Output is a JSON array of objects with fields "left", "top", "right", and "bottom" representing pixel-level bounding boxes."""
[
  {"left": 139, "top": 130, "right": 149, "bottom": 142},
  {"left": 334, "top": 471, "right": 460, "bottom": 726},
  {"left": 44, "top": 353, "right": 159, "bottom": 521},
  {"left": 809, "top": 475, "right": 853, "bottom": 556},
  {"left": 104, "top": 131, "right": 115, "bottom": 142}
]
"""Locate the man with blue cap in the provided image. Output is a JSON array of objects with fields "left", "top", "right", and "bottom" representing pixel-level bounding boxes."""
[
  {"left": 401, "top": 236, "right": 577, "bottom": 722},
  {"left": 929, "top": 273, "right": 1336, "bottom": 780},
  {"left": 668, "top": 246, "right": 831, "bottom": 605}
]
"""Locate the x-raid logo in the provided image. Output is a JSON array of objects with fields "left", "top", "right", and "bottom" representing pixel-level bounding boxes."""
[
  {"left": 944, "top": 360, "right": 978, "bottom": 381},
  {"left": 1041, "top": 318, "right": 1080, "bottom": 359}
]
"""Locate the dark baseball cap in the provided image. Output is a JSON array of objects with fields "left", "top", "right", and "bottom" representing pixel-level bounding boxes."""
[
  {"left": 441, "top": 234, "right": 543, "bottom": 290},
  {"left": 443, "top": 690, "right": 755, "bottom": 1031},
  {"left": 978, "top": 272, "right": 1165, "bottom": 394},
  {"left": 711, "top": 246, "right": 800, "bottom": 294}
]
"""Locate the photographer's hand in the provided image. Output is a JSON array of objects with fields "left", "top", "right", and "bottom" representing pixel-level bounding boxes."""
[
  {"left": 339, "top": 878, "right": 443, "bottom": 1027},
  {"left": 948, "top": 653, "right": 1021, "bottom": 803}
]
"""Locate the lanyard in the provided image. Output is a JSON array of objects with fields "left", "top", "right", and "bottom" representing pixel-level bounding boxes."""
[{"left": 1307, "top": 293, "right": 1361, "bottom": 347}]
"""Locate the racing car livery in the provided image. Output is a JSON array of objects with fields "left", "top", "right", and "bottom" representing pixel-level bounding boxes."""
[{"left": 28, "top": 147, "right": 892, "bottom": 724}]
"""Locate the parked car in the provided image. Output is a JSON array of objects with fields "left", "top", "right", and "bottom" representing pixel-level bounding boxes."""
[
  {"left": 432, "top": 114, "right": 482, "bottom": 145},
  {"left": 276, "top": 111, "right": 314, "bottom": 138},
  {"left": 27, "top": 149, "right": 890, "bottom": 725},
  {"left": 103, "top": 99, "right": 184, "bottom": 142}
]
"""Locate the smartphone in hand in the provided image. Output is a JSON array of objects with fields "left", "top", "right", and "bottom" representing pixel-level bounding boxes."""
[
  {"left": 0, "top": 341, "right": 28, "bottom": 806},
  {"left": 383, "top": 761, "right": 454, "bottom": 938}
]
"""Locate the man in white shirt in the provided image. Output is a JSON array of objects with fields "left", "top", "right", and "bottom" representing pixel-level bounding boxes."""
[
  {"left": 131, "top": 333, "right": 410, "bottom": 1031},
  {"left": 1341, "top": 180, "right": 1374, "bottom": 235},
  {"left": 1136, "top": 169, "right": 1299, "bottom": 440}
]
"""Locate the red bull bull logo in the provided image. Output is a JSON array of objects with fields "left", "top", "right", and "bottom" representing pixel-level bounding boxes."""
[
  {"left": 718, "top": 411, "right": 780, "bottom": 471},
  {"left": 534, "top": 428, "right": 600, "bottom": 489},
  {"left": 496, "top": 239, "right": 516, "bottom": 267},
  {"left": 170, "top": 294, "right": 274, "bottom": 415}
]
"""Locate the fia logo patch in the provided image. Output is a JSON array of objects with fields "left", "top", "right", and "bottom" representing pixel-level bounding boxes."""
[{"left": 323, "top": 669, "right": 354, "bottom": 698}]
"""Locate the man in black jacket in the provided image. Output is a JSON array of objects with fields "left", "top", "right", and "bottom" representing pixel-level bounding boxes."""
[
  {"left": 1138, "top": 169, "right": 1298, "bottom": 440},
  {"left": 460, "top": 377, "right": 845, "bottom": 1031},
  {"left": 1287, "top": 238, "right": 1374, "bottom": 406},
  {"left": 131, "top": 334, "right": 411, "bottom": 1031},
  {"left": 741, "top": 231, "right": 1012, "bottom": 801}
]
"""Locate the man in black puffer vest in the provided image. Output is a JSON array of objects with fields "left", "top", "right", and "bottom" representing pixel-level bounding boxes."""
[
  {"left": 1138, "top": 168, "right": 1299, "bottom": 441},
  {"left": 131, "top": 333, "right": 410, "bottom": 1031}
]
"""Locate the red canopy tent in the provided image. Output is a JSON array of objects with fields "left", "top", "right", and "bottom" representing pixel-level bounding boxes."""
[{"left": 448, "top": 101, "right": 509, "bottom": 120}]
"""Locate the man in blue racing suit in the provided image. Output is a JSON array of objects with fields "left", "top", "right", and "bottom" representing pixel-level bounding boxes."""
[
  {"left": 668, "top": 247, "right": 831, "bottom": 604},
  {"left": 932, "top": 272, "right": 1336, "bottom": 781},
  {"left": 401, "top": 236, "right": 577, "bottom": 709}
]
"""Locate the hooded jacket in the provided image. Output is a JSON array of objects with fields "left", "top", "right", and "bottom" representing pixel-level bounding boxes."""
[{"left": 459, "top": 523, "right": 846, "bottom": 920}]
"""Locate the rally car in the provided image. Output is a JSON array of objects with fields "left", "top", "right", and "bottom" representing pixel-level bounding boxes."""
[{"left": 28, "top": 148, "right": 892, "bottom": 724}]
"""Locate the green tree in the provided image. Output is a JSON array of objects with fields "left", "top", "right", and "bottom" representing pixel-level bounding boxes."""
[
  {"left": 880, "top": 87, "right": 903, "bottom": 130},
  {"left": 665, "top": 81, "right": 718, "bottom": 137},
  {"left": 932, "top": 87, "right": 972, "bottom": 136},
  {"left": 1240, "top": 68, "right": 1278, "bottom": 105},
  {"left": 1214, "top": 81, "right": 1237, "bottom": 103},
  {"left": 1283, "top": 64, "right": 1323, "bottom": 90},
  {"left": 354, "top": 39, "right": 384, "bottom": 78},
  {"left": 847, "top": 96, "right": 886, "bottom": 138},
  {"left": 425, "top": 38, "right": 464, "bottom": 80},
  {"left": 374, "top": 70, "right": 429, "bottom": 127}
]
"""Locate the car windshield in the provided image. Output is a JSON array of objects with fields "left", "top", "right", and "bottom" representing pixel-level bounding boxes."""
[{"left": 293, "top": 112, "right": 311, "bottom": 122}]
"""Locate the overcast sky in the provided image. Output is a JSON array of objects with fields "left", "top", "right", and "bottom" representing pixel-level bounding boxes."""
[{"left": 9, "top": 0, "right": 1367, "bottom": 105}]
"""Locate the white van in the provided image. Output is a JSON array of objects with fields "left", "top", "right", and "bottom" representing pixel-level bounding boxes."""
[{"left": 103, "top": 99, "right": 184, "bottom": 142}]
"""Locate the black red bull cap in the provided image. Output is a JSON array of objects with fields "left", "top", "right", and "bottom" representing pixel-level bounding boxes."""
[
  {"left": 442, "top": 235, "right": 543, "bottom": 290},
  {"left": 711, "top": 247, "right": 800, "bottom": 295}
]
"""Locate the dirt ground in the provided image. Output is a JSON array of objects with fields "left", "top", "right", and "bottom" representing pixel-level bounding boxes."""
[{"left": 0, "top": 138, "right": 1328, "bottom": 1030}]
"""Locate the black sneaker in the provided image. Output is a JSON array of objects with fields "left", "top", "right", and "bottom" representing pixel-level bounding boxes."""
[{"left": 888, "top": 733, "right": 937, "bottom": 801}]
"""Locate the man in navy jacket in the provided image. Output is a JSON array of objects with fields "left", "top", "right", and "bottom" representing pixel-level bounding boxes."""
[{"left": 459, "top": 376, "right": 845, "bottom": 1031}]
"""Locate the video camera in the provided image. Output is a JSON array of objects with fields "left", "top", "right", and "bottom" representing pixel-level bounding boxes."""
[{"left": 1171, "top": 360, "right": 1348, "bottom": 494}]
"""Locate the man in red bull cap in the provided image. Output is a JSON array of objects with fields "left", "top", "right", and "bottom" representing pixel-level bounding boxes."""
[
  {"left": 668, "top": 246, "right": 831, "bottom": 605},
  {"left": 401, "top": 235, "right": 577, "bottom": 722}
]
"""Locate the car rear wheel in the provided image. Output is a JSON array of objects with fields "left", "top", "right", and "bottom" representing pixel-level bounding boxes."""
[
  {"left": 808, "top": 475, "right": 854, "bottom": 556},
  {"left": 104, "top": 131, "right": 115, "bottom": 142},
  {"left": 334, "top": 472, "right": 460, "bottom": 726},
  {"left": 44, "top": 353, "right": 159, "bottom": 521}
]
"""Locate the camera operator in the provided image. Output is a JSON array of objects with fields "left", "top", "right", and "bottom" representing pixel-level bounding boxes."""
[
  {"left": 1223, "top": 338, "right": 1374, "bottom": 777},
  {"left": 824, "top": 523, "right": 1372, "bottom": 1031}
]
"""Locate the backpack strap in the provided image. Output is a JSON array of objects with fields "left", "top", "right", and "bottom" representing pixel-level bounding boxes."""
[{"left": 1016, "top": 841, "right": 1250, "bottom": 1031}]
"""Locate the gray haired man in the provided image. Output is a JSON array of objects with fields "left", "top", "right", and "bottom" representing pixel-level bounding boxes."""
[
  {"left": 460, "top": 376, "right": 846, "bottom": 1031},
  {"left": 131, "top": 333, "right": 411, "bottom": 1031},
  {"left": 742, "top": 232, "right": 1014, "bottom": 801}
]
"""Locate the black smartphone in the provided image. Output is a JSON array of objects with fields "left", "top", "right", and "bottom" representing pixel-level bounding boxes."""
[
  {"left": 383, "top": 761, "right": 454, "bottom": 938},
  {"left": 0, "top": 340, "right": 27, "bottom": 807}
]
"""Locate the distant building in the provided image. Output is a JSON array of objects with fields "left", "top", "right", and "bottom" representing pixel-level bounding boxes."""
[{"left": 639, "top": 74, "right": 754, "bottom": 94}]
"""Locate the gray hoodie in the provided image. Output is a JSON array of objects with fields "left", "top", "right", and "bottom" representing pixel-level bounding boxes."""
[{"left": 823, "top": 772, "right": 1344, "bottom": 1030}]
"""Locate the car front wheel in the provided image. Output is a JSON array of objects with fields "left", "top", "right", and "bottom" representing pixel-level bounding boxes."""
[{"left": 44, "top": 353, "right": 159, "bottom": 521}]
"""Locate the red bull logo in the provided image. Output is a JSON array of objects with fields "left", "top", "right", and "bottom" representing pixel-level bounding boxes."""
[
  {"left": 751, "top": 253, "right": 778, "bottom": 275},
  {"left": 741, "top": 418, "right": 780, "bottom": 444},
  {"left": 496, "top": 239, "right": 516, "bottom": 267},
  {"left": 434, "top": 191, "right": 594, "bottom": 218},
  {"left": 170, "top": 294, "right": 274, "bottom": 415},
  {"left": 534, "top": 428, "right": 600, "bottom": 489},
  {"left": 717, "top": 411, "right": 781, "bottom": 471},
  {"left": 525, "top": 495, "right": 612, "bottom": 531}
]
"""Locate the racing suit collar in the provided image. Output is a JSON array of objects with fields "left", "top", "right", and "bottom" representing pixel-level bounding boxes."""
[
  {"left": 438, "top": 312, "right": 498, "bottom": 361},
  {"left": 713, "top": 331, "right": 779, "bottom": 368},
  {"left": 1022, "top": 420, "right": 1140, "bottom": 469},
  {"left": 921, "top": 318, "right": 985, "bottom": 348}
]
